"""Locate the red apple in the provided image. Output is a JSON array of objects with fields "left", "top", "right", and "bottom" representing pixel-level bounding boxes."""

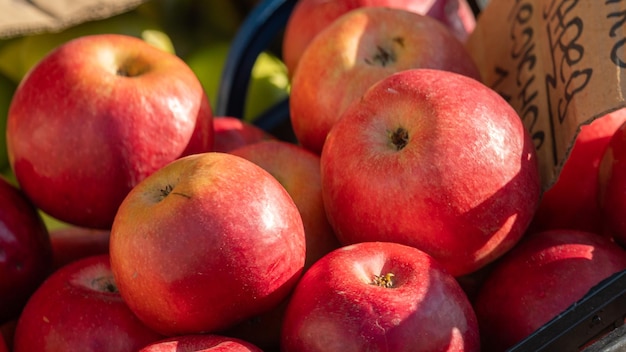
[
  {"left": 530, "top": 108, "right": 626, "bottom": 235},
  {"left": 109, "top": 152, "right": 306, "bottom": 336},
  {"left": 213, "top": 116, "right": 274, "bottom": 153},
  {"left": 12, "top": 254, "right": 164, "bottom": 352},
  {"left": 138, "top": 334, "right": 263, "bottom": 352},
  {"left": 289, "top": 6, "right": 481, "bottom": 154},
  {"left": 49, "top": 225, "right": 111, "bottom": 270},
  {"left": 0, "top": 175, "right": 53, "bottom": 323},
  {"left": 473, "top": 229, "right": 626, "bottom": 351},
  {"left": 7, "top": 33, "right": 214, "bottom": 230},
  {"left": 230, "top": 140, "right": 341, "bottom": 270},
  {"left": 0, "top": 320, "right": 16, "bottom": 352},
  {"left": 281, "top": 241, "right": 480, "bottom": 351},
  {"left": 0, "top": 333, "right": 7, "bottom": 352},
  {"left": 282, "top": 0, "right": 477, "bottom": 77},
  {"left": 598, "top": 114, "right": 626, "bottom": 246},
  {"left": 225, "top": 140, "right": 342, "bottom": 349},
  {"left": 320, "top": 68, "right": 541, "bottom": 277}
]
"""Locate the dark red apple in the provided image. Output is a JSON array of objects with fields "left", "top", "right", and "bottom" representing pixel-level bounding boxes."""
[
  {"left": 12, "top": 254, "right": 164, "bottom": 352},
  {"left": 213, "top": 116, "right": 274, "bottom": 153},
  {"left": 530, "top": 108, "right": 626, "bottom": 235},
  {"left": 598, "top": 112, "right": 626, "bottom": 245},
  {"left": 281, "top": 241, "right": 480, "bottom": 351},
  {"left": 110, "top": 152, "right": 306, "bottom": 336},
  {"left": 320, "top": 68, "right": 541, "bottom": 277},
  {"left": 138, "top": 334, "right": 263, "bottom": 352},
  {"left": 49, "top": 225, "right": 111, "bottom": 270},
  {"left": 473, "top": 229, "right": 626, "bottom": 351},
  {"left": 0, "top": 175, "right": 53, "bottom": 323}
]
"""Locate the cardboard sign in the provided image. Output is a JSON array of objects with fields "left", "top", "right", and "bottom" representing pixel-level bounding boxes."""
[
  {"left": 0, "top": 0, "right": 148, "bottom": 39},
  {"left": 466, "top": 0, "right": 626, "bottom": 191}
]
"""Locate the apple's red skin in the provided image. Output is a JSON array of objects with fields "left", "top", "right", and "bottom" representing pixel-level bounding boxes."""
[
  {"left": 598, "top": 114, "right": 626, "bottom": 245},
  {"left": 110, "top": 152, "right": 306, "bottom": 336},
  {"left": 213, "top": 116, "right": 274, "bottom": 153},
  {"left": 138, "top": 334, "right": 263, "bottom": 352},
  {"left": 0, "top": 320, "right": 16, "bottom": 352},
  {"left": 0, "top": 333, "right": 7, "bottom": 352},
  {"left": 12, "top": 254, "right": 164, "bottom": 352},
  {"left": 473, "top": 230, "right": 626, "bottom": 351},
  {"left": 226, "top": 140, "right": 342, "bottom": 349},
  {"left": 281, "top": 241, "right": 480, "bottom": 352},
  {"left": 289, "top": 6, "right": 481, "bottom": 155},
  {"left": 282, "top": 0, "right": 476, "bottom": 76},
  {"left": 7, "top": 34, "right": 214, "bottom": 230},
  {"left": 230, "top": 140, "right": 341, "bottom": 270},
  {"left": 321, "top": 69, "right": 541, "bottom": 277},
  {"left": 530, "top": 109, "right": 626, "bottom": 235},
  {"left": 0, "top": 176, "right": 53, "bottom": 323},
  {"left": 49, "top": 226, "right": 111, "bottom": 270}
]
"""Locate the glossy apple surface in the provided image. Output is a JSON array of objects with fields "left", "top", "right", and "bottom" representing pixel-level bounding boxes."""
[
  {"left": 0, "top": 176, "right": 53, "bottom": 323},
  {"left": 49, "top": 226, "right": 111, "bottom": 270},
  {"left": 281, "top": 241, "right": 480, "bottom": 351},
  {"left": 213, "top": 116, "right": 275, "bottom": 153},
  {"left": 226, "top": 140, "right": 342, "bottom": 349},
  {"left": 7, "top": 33, "right": 213, "bottom": 229},
  {"left": 289, "top": 6, "right": 481, "bottom": 154},
  {"left": 320, "top": 68, "right": 541, "bottom": 277},
  {"left": 12, "top": 254, "right": 164, "bottom": 352},
  {"left": 473, "top": 229, "right": 626, "bottom": 351},
  {"left": 230, "top": 140, "right": 341, "bottom": 270},
  {"left": 282, "top": 0, "right": 477, "bottom": 77},
  {"left": 598, "top": 113, "right": 626, "bottom": 245},
  {"left": 138, "top": 334, "right": 263, "bottom": 352},
  {"left": 530, "top": 108, "right": 626, "bottom": 235},
  {"left": 110, "top": 152, "right": 306, "bottom": 336}
]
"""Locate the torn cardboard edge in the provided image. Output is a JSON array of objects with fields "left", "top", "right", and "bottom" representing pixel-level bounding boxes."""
[
  {"left": 0, "top": 0, "right": 149, "bottom": 39},
  {"left": 467, "top": 0, "right": 626, "bottom": 192}
]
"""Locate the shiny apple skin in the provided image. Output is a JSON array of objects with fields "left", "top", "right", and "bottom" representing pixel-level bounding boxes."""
[
  {"left": 281, "top": 241, "right": 480, "bottom": 352},
  {"left": 213, "top": 116, "right": 274, "bottom": 153},
  {"left": 473, "top": 229, "right": 626, "bottom": 351},
  {"left": 7, "top": 34, "right": 214, "bottom": 230},
  {"left": 110, "top": 152, "right": 306, "bottom": 336},
  {"left": 320, "top": 68, "right": 541, "bottom": 277},
  {"left": 0, "top": 176, "right": 53, "bottom": 323},
  {"left": 12, "top": 254, "right": 164, "bottom": 352},
  {"left": 138, "top": 334, "right": 263, "bottom": 352}
]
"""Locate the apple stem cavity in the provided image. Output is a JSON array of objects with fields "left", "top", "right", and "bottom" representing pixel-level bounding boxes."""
[
  {"left": 388, "top": 127, "right": 409, "bottom": 151},
  {"left": 92, "top": 275, "right": 119, "bottom": 293},
  {"left": 116, "top": 59, "right": 150, "bottom": 77},
  {"left": 157, "top": 184, "right": 191, "bottom": 201},
  {"left": 364, "top": 37, "right": 403, "bottom": 67},
  {"left": 372, "top": 273, "right": 395, "bottom": 288}
]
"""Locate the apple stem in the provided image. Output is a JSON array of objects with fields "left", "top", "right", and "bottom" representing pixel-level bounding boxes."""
[
  {"left": 372, "top": 273, "right": 395, "bottom": 288},
  {"left": 388, "top": 127, "right": 409, "bottom": 151}
]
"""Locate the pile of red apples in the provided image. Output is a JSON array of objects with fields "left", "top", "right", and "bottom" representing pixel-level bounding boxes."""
[{"left": 3, "top": 1, "right": 626, "bottom": 351}]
